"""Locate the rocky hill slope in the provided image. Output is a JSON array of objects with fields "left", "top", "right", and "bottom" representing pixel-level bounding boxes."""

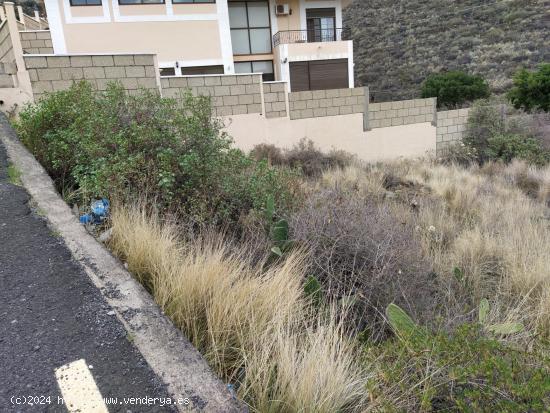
[{"left": 344, "top": 0, "right": 550, "bottom": 101}]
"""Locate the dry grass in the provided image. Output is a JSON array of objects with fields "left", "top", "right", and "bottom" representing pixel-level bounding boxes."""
[
  {"left": 317, "top": 158, "right": 550, "bottom": 336},
  {"left": 109, "top": 206, "right": 368, "bottom": 412}
]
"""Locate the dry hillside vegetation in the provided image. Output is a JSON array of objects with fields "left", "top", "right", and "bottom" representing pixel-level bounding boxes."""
[
  {"left": 109, "top": 157, "right": 550, "bottom": 411},
  {"left": 345, "top": 0, "right": 550, "bottom": 99}
]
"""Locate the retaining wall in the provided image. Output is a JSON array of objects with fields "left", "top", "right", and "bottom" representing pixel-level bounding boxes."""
[
  {"left": 263, "top": 81, "right": 287, "bottom": 118},
  {"left": 20, "top": 30, "right": 53, "bottom": 54},
  {"left": 160, "top": 74, "right": 263, "bottom": 117},
  {"left": 436, "top": 108, "right": 470, "bottom": 154},
  {"left": 288, "top": 87, "right": 366, "bottom": 120},
  {"left": 24, "top": 54, "right": 159, "bottom": 100},
  {"left": 368, "top": 98, "right": 436, "bottom": 129}
]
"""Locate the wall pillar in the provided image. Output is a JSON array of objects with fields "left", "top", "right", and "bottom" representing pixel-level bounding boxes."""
[{"left": 363, "top": 86, "right": 371, "bottom": 131}]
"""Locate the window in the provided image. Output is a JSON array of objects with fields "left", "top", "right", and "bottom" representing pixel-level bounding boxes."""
[
  {"left": 234, "top": 60, "right": 274, "bottom": 81},
  {"left": 160, "top": 67, "right": 176, "bottom": 76},
  {"left": 229, "top": 1, "right": 271, "bottom": 55},
  {"left": 289, "top": 59, "right": 348, "bottom": 91},
  {"left": 182, "top": 65, "right": 224, "bottom": 75},
  {"left": 173, "top": 0, "right": 215, "bottom": 3},
  {"left": 306, "top": 8, "right": 336, "bottom": 42},
  {"left": 70, "top": 0, "right": 102, "bottom": 5},
  {"left": 118, "top": 0, "right": 164, "bottom": 5}
]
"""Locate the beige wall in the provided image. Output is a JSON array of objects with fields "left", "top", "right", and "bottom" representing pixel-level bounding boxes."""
[
  {"left": 368, "top": 98, "right": 437, "bottom": 129},
  {"left": 226, "top": 112, "right": 436, "bottom": 162},
  {"left": 62, "top": 21, "right": 222, "bottom": 63},
  {"left": 24, "top": 53, "right": 159, "bottom": 100},
  {"left": 287, "top": 40, "right": 349, "bottom": 60},
  {"left": 160, "top": 74, "right": 263, "bottom": 117},
  {"left": 289, "top": 87, "right": 365, "bottom": 120},
  {"left": 58, "top": 0, "right": 223, "bottom": 63},
  {"left": 20, "top": 30, "right": 53, "bottom": 54},
  {"left": 275, "top": 0, "right": 301, "bottom": 32}
]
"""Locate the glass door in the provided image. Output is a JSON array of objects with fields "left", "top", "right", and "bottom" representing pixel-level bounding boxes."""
[{"left": 306, "top": 8, "right": 336, "bottom": 43}]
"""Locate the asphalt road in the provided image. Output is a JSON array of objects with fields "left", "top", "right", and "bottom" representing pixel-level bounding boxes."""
[{"left": 0, "top": 140, "right": 177, "bottom": 412}]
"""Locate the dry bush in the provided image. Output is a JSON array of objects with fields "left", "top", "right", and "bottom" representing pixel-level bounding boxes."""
[
  {"left": 290, "top": 184, "right": 443, "bottom": 339},
  {"left": 250, "top": 139, "right": 355, "bottom": 177},
  {"left": 109, "top": 205, "right": 368, "bottom": 412}
]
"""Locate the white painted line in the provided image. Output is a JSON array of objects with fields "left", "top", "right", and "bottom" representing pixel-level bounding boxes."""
[{"left": 55, "top": 359, "right": 109, "bottom": 413}]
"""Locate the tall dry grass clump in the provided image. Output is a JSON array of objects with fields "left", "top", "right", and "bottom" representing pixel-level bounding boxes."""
[
  {"left": 109, "top": 206, "right": 368, "bottom": 412},
  {"left": 405, "top": 161, "right": 550, "bottom": 333}
]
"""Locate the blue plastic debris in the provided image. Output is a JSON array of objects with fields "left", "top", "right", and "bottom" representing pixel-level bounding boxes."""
[{"left": 79, "top": 198, "right": 110, "bottom": 225}]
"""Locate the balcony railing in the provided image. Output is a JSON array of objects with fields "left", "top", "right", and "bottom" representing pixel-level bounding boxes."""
[{"left": 273, "top": 29, "right": 343, "bottom": 47}]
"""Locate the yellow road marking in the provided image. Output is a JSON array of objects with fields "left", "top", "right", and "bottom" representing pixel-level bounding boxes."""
[{"left": 55, "top": 359, "right": 109, "bottom": 413}]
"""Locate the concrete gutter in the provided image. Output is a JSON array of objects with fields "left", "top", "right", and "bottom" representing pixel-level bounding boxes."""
[{"left": 0, "top": 115, "right": 245, "bottom": 413}]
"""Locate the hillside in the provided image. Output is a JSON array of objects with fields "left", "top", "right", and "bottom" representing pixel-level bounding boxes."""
[{"left": 344, "top": 0, "right": 550, "bottom": 101}]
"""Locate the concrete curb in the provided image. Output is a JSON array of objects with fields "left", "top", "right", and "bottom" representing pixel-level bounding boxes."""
[{"left": 0, "top": 115, "right": 245, "bottom": 413}]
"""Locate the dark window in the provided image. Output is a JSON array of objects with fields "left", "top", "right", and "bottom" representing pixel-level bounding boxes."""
[
  {"left": 70, "top": 0, "right": 102, "bottom": 5},
  {"left": 229, "top": 1, "right": 271, "bottom": 55},
  {"left": 306, "top": 8, "right": 336, "bottom": 42},
  {"left": 173, "top": 0, "right": 215, "bottom": 3},
  {"left": 234, "top": 60, "right": 274, "bottom": 81},
  {"left": 160, "top": 67, "right": 176, "bottom": 76},
  {"left": 290, "top": 59, "right": 348, "bottom": 91},
  {"left": 118, "top": 0, "right": 164, "bottom": 5},
  {"left": 181, "top": 65, "right": 224, "bottom": 75}
]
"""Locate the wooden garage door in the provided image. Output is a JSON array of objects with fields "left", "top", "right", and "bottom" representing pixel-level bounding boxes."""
[{"left": 290, "top": 59, "right": 348, "bottom": 91}]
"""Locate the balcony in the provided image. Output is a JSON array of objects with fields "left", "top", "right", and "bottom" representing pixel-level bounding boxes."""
[{"left": 273, "top": 29, "right": 343, "bottom": 47}]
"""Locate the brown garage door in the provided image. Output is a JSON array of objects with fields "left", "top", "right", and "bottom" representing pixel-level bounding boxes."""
[{"left": 290, "top": 59, "right": 348, "bottom": 91}]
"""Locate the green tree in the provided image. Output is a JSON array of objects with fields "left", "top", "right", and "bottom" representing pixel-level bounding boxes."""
[
  {"left": 422, "top": 71, "right": 491, "bottom": 109},
  {"left": 508, "top": 64, "right": 550, "bottom": 112}
]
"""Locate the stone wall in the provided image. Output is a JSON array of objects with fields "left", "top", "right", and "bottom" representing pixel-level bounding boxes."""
[
  {"left": 263, "top": 81, "right": 287, "bottom": 118},
  {"left": 288, "top": 87, "right": 366, "bottom": 120},
  {"left": 20, "top": 30, "right": 53, "bottom": 54},
  {"left": 0, "top": 20, "right": 14, "bottom": 63},
  {"left": 24, "top": 54, "right": 159, "bottom": 100},
  {"left": 368, "top": 98, "right": 436, "bottom": 129},
  {"left": 160, "top": 74, "right": 263, "bottom": 117},
  {"left": 436, "top": 108, "right": 470, "bottom": 154}
]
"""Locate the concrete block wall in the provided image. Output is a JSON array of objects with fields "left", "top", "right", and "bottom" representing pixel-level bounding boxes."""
[
  {"left": 20, "top": 30, "right": 53, "bottom": 54},
  {"left": 436, "top": 108, "right": 470, "bottom": 154},
  {"left": 263, "top": 81, "right": 288, "bottom": 118},
  {"left": 288, "top": 87, "right": 366, "bottom": 120},
  {"left": 0, "top": 20, "right": 14, "bottom": 63},
  {"left": 160, "top": 74, "right": 263, "bottom": 117},
  {"left": 368, "top": 98, "right": 436, "bottom": 129},
  {"left": 24, "top": 54, "right": 159, "bottom": 100}
]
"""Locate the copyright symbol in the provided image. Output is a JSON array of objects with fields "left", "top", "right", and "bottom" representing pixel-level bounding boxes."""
[{"left": 11, "top": 396, "right": 21, "bottom": 405}]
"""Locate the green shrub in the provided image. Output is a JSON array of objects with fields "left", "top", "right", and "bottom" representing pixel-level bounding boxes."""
[
  {"left": 422, "top": 71, "right": 491, "bottom": 109},
  {"left": 464, "top": 101, "right": 550, "bottom": 165},
  {"left": 365, "top": 322, "right": 550, "bottom": 412},
  {"left": 486, "top": 134, "right": 550, "bottom": 166},
  {"left": 16, "top": 81, "right": 298, "bottom": 227},
  {"left": 508, "top": 64, "right": 550, "bottom": 112}
]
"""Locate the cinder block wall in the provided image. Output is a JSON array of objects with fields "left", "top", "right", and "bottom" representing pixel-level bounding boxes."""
[
  {"left": 20, "top": 31, "right": 53, "bottom": 54},
  {"left": 263, "top": 82, "right": 287, "bottom": 118},
  {"left": 368, "top": 98, "right": 436, "bottom": 129},
  {"left": 24, "top": 54, "right": 159, "bottom": 100},
  {"left": 288, "top": 88, "right": 366, "bottom": 120},
  {"left": 436, "top": 108, "right": 470, "bottom": 155},
  {"left": 0, "top": 21, "right": 14, "bottom": 63},
  {"left": 160, "top": 74, "right": 263, "bottom": 117}
]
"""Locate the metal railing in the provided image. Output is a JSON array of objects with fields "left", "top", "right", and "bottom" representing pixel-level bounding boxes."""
[{"left": 273, "top": 28, "right": 343, "bottom": 47}]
